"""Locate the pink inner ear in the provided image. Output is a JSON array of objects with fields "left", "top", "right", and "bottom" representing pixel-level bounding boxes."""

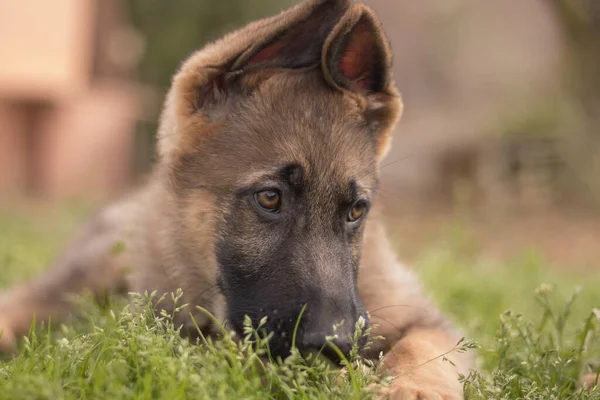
[
  {"left": 340, "top": 49, "right": 363, "bottom": 81},
  {"left": 247, "top": 41, "right": 284, "bottom": 64},
  {"left": 338, "top": 21, "right": 378, "bottom": 91}
]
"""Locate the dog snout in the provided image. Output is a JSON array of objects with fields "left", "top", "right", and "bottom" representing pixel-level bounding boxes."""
[
  {"left": 301, "top": 330, "right": 353, "bottom": 364},
  {"left": 298, "top": 307, "right": 369, "bottom": 364}
]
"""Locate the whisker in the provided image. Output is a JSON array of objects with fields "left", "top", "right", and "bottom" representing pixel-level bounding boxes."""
[
  {"left": 368, "top": 314, "right": 407, "bottom": 336},
  {"left": 371, "top": 185, "right": 403, "bottom": 200},
  {"left": 359, "top": 143, "right": 449, "bottom": 181},
  {"left": 196, "top": 283, "right": 221, "bottom": 300},
  {"left": 368, "top": 304, "right": 429, "bottom": 315}
]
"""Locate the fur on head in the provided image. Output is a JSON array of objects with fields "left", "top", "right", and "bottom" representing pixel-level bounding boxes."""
[
  {"left": 156, "top": 0, "right": 403, "bottom": 361},
  {"left": 158, "top": 0, "right": 402, "bottom": 164}
]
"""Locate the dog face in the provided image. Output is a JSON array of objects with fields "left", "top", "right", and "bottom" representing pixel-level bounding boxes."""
[
  {"left": 162, "top": 0, "right": 402, "bottom": 361},
  {"left": 201, "top": 72, "right": 379, "bottom": 359}
]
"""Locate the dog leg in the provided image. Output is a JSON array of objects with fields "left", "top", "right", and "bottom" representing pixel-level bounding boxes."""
[
  {"left": 0, "top": 203, "right": 135, "bottom": 351},
  {"left": 359, "top": 217, "right": 473, "bottom": 399},
  {"left": 380, "top": 327, "right": 471, "bottom": 400}
]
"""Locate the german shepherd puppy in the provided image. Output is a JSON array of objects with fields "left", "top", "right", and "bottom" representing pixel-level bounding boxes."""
[{"left": 0, "top": 0, "right": 472, "bottom": 398}]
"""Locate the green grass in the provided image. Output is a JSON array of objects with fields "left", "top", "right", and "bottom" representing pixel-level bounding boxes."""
[{"left": 1, "top": 207, "right": 599, "bottom": 399}]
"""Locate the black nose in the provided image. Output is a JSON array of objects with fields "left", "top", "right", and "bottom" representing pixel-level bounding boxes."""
[{"left": 301, "top": 331, "right": 353, "bottom": 364}]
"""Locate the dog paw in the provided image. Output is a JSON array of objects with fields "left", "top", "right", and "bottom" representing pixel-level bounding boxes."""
[{"left": 380, "top": 382, "right": 463, "bottom": 400}]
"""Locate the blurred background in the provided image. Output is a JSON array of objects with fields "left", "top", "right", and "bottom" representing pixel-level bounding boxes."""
[{"left": 1, "top": 0, "right": 599, "bottom": 269}]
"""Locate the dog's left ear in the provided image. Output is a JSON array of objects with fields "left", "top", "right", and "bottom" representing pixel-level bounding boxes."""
[{"left": 322, "top": 5, "right": 403, "bottom": 161}]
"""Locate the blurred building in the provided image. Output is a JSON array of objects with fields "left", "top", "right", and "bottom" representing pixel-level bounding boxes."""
[{"left": 0, "top": 0, "right": 151, "bottom": 200}]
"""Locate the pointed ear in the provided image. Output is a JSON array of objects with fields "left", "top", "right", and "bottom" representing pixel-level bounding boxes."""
[
  {"left": 191, "top": 0, "right": 352, "bottom": 111},
  {"left": 322, "top": 5, "right": 393, "bottom": 94},
  {"left": 232, "top": 0, "right": 352, "bottom": 71},
  {"left": 159, "top": 0, "right": 353, "bottom": 161},
  {"left": 322, "top": 5, "right": 403, "bottom": 161}
]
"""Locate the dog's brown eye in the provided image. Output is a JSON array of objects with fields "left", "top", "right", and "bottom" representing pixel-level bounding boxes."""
[
  {"left": 348, "top": 202, "right": 366, "bottom": 222},
  {"left": 255, "top": 190, "right": 281, "bottom": 212}
]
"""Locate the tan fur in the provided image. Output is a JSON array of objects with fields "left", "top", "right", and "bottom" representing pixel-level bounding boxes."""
[
  {"left": 158, "top": 0, "right": 354, "bottom": 163},
  {"left": 1, "top": 1, "right": 471, "bottom": 398}
]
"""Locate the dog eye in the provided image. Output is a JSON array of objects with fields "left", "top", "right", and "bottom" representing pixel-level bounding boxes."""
[
  {"left": 255, "top": 190, "right": 281, "bottom": 212},
  {"left": 348, "top": 201, "right": 367, "bottom": 222}
]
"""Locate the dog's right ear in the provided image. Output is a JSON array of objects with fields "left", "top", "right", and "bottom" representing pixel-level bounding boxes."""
[{"left": 181, "top": 0, "right": 352, "bottom": 113}]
